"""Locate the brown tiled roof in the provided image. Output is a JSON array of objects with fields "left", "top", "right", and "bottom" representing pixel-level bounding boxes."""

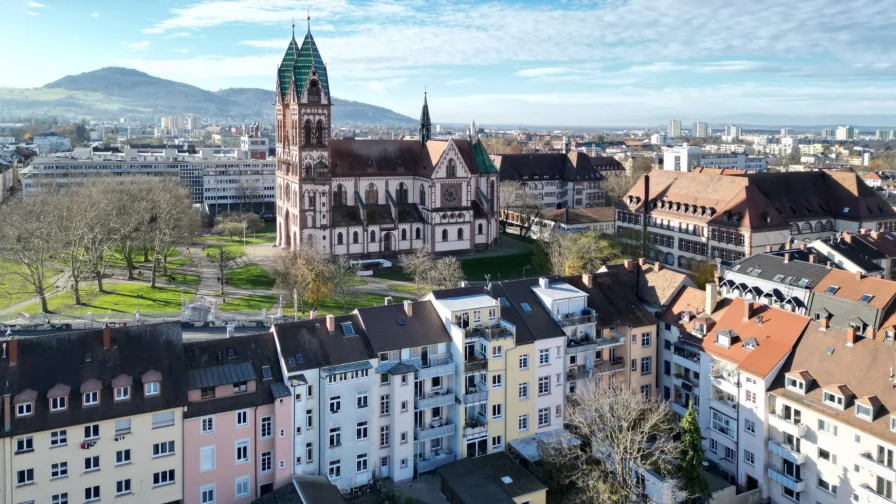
[
  {"left": 785, "top": 370, "right": 813, "bottom": 382},
  {"left": 812, "top": 269, "right": 896, "bottom": 310},
  {"left": 540, "top": 207, "right": 615, "bottom": 226},
  {"left": 875, "top": 306, "right": 896, "bottom": 341},
  {"left": 704, "top": 298, "right": 809, "bottom": 378},
  {"left": 771, "top": 323, "right": 896, "bottom": 441},
  {"left": 863, "top": 172, "right": 882, "bottom": 180},
  {"left": 661, "top": 286, "right": 727, "bottom": 334},
  {"left": 328, "top": 139, "right": 481, "bottom": 177},
  {"left": 822, "top": 384, "right": 853, "bottom": 397},
  {"left": 605, "top": 262, "right": 695, "bottom": 307},
  {"left": 694, "top": 167, "right": 747, "bottom": 176},
  {"left": 855, "top": 231, "right": 896, "bottom": 258}
]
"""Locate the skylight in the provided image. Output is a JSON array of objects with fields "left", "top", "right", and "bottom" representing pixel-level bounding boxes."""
[
  {"left": 730, "top": 265, "right": 741, "bottom": 272},
  {"left": 295, "top": 353, "right": 304, "bottom": 363},
  {"left": 773, "top": 274, "right": 785, "bottom": 282},
  {"left": 796, "top": 278, "right": 811, "bottom": 287},
  {"left": 262, "top": 365, "right": 272, "bottom": 380},
  {"left": 341, "top": 322, "right": 355, "bottom": 336},
  {"left": 521, "top": 302, "right": 532, "bottom": 313},
  {"left": 749, "top": 269, "right": 762, "bottom": 277},
  {"left": 860, "top": 294, "right": 874, "bottom": 303},
  {"left": 825, "top": 285, "right": 840, "bottom": 294},
  {"left": 226, "top": 346, "right": 236, "bottom": 358}
]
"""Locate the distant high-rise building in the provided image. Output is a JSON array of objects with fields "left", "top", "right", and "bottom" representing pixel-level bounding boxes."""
[
  {"left": 668, "top": 119, "right": 681, "bottom": 138},
  {"left": 724, "top": 124, "right": 742, "bottom": 139},
  {"left": 876, "top": 129, "right": 890, "bottom": 141},
  {"left": 835, "top": 125, "right": 856, "bottom": 141},
  {"left": 694, "top": 121, "right": 709, "bottom": 138},
  {"left": 650, "top": 133, "right": 667, "bottom": 145},
  {"left": 780, "top": 127, "right": 793, "bottom": 136},
  {"left": 821, "top": 128, "right": 835, "bottom": 139}
]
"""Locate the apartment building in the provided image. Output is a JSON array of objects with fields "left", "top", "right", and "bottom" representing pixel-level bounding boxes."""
[
  {"left": 0, "top": 324, "right": 186, "bottom": 504},
  {"left": 492, "top": 151, "right": 607, "bottom": 212},
  {"left": 182, "top": 333, "right": 293, "bottom": 504},
  {"left": 811, "top": 231, "right": 896, "bottom": 280},
  {"left": 806, "top": 269, "right": 896, "bottom": 335},
  {"left": 663, "top": 145, "right": 767, "bottom": 173},
  {"left": 601, "top": 258, "right": 696, "bottom": 316},
  {"left": 720, "top": 252, "right": 832, "bottom": 315},
  {"left": 616, "top": 171, "right": 896, "bottom": 273}
]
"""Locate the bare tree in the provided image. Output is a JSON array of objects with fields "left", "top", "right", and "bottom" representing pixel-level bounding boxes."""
[
  {"left": 207, "top": 245, "right": 241, "bottom": 295},
  {"left": 537, "top": 383, "right": 683, "bottom": 504},
  {"left": 428, "top": 256, "right": 466, "bottom": 289},
  {"left": 499, "top": 181, "right": 542, "bottom": 236},
  {"left": 0, "top": 194, "right": 63, "bottom": 313},
  {"left": 214, "top": 212, "right": 264, "bottom": 241},
  {"left": 546, "top": 230, "right": 624, "bottom": 275},
  {"left": 329, "top": 255, "right": 360, "bottom": 314},
  {"left": 56, "top": 186, "right": 111, "bottom": 305},
  {"left": 145, "top": 180, "right": 200, "bottom": 287},
  {"left": 274, "top": 247, "right": 330, "bottom": 315},
  {"left": 399, "top": 246, "right": 434, "bottom": 294}
]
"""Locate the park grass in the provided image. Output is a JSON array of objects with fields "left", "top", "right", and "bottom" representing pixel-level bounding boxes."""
[
  {"left": 220, "top": 292, "right": 411, "bottom": 317},
  {"left": 460, "top": 251, "right": 546, "bottom": 281},
  {"left": 225, "top": 264, "right": 275, "bottom": 290},
  {"left": 387, "top": 282, "right": 431, "bottom": 297},
  {"left": 0, "top": 261, "right": 62, "bottom": 311},
  {"left": 20, "top": 283, "right": 196, "bottom": 315},
  {"left": 134, "top": 273, "right": 200, "bottom": 287},
  {"left": 373, "top": 269, "right": 413, "bottom": 282},
  {"left": 104, "top": 247, "right": 191, "bottom": 269}
]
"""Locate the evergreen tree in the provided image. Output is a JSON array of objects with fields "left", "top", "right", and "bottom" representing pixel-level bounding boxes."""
[{"left": 676, "top": 403, "right": 710, "bottom": 501}]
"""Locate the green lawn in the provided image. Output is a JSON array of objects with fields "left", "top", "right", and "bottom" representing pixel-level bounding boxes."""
[
  {"left": 0, "top": 262, "right": 62, "bottom": 311},
  {"left": 225, "top": 264, "right": 275, "bottom": 290},
  {"left": 387, "top": 282, "right": 430, "bottom": 296},
  {"left": 20, "top": 283, "right": 196, "bottom": 314},
  {"left": 220, "top": 292, "right": 411, "bottom": 317},
  {"left": 136, "top": 273, "right": 200, "bottom": 287},
  {"left": 200, "top": 239, "right": 246, "bottom": 259},
  {"left": 373, "top": 269, "right": 413, "bottom": 282},
  {"left": 460, "top": 252, "right": 546, "bottom": 281},
  {"left": 104, "top": 247, "right": 191, "bottom": 269}
]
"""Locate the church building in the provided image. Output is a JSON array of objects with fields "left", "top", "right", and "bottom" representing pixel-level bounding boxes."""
[{"left": 275, "top": 22, "right": 500, "bottom": 257}]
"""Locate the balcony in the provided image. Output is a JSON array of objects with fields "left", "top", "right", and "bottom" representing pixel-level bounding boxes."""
[
  {"left": 463, "top": 352, "right": 488, "bottom": 373},
  {"left": 767, "top": 466, "right": 805, "bottom": 492},
  {"left": 415, "top": 355, "right": 455, "bottom": 380},
  {"left": 566, "top": 333, "right": 625, "bottom": 354},
  {"left": 673, "top": 372, "right": 700, "bottom": 390},
  {"left": 860, "top": 484, "right": 895, "bottom": 504},
  {"left": 558, "top": 308, "right": 597, "bottom": 327},
  {"left": 768, "top": 414, "right": 808, "bottom": 437},
  {"left": 416, "top": 450, "right": 457, "bottom": 473},
  {"left": 463, "top": 415, "right": 488, "bottom": 438},
  {"left": 463, "top": 382, "right": 488, "bottom": 405},
  {"left": 415, "top": 388, "right": 456, "bottom": 410},
  {"left": 768, "top": 440, "right": 806, "bottom": 464},
  {"left": 416, "top": 421, "right": 456, "bottom": 441},
  {"left": 672, "top": 343, "right": 701, "bottom": 367},
  {"left": 860, "top": 452, "right": 896, "bottom": 478},
  {"left": 710, "top": 397, "right": 738, "bottom": 418},
  {"left": 466, "top": 321, "right": 515, "bottom": 342}
]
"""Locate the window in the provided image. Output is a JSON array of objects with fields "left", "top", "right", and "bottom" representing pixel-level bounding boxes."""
[
  {"left": 380, "top": 394, "right": 390, "bottom": 415},
  {"left": 492, "top": 435, "right": 503, "bottom": 450},
  {"left": 492, "top": 403, "right": 503, "bottom": 419},
  {"left": 201, "top": 387, "right": 216, "bottom": 399},
  {"left": 52, "top": 493, "right": 68, "bottom": 504},
  {"left": 115, "top": 386, "right": 130, "bottom": 401},
  {"left": 400, "top": 432, "right": 408, "bottom": 444},
  {"left": 83, "top": 391, "right": 98, "bottom": 406},
  {"left": 745, "top": 390, "right": 756, "bottom": 404},
  {"left": 538, "top": 408, "right": 550, "bottom": 427},
  {"left": 891, "top": 416, "right": 896, "bottom": 432},
  {"left": 235, "top": 476, "right": 250, "bottom": 498},
  {"left": 153, "top": 469, "right": 175, "bottom": 486},
  {"left": 744, "top": 449, "right": 755, "bottom": 465},
  {"left": 84, "top": 424, "right": 99, "bottom": 440},
  {"left": 306, "top": 442, "right": 313, "bottom": 463},
  {"left": 818, "top": 447, "right": 837, "bottom": 464},
  {"left": 50, "top": 396, "right": 67, "bottom": 411},
  {"left": 640, "top": 356, "right": 652, "bottom": 375},
  {"left": 519, "top": 354, "right": 529, "bottom": 369},
  {"left": 16, "top": 468, "right": 33, "bottom": 486},
  {"left": 473, "top": 310, "right": 481, "bottom": 322},
  {"left": 556, "top": 373, "right": 562, "bottom": 385},
  {"left": 145, "top": 382, "right": 160, "bottom": 396},
  {"left": 824, "top": 391, "right": 845, "bottom": 408},
  {"left": 489, "top": 308, "right": 496, "bottom": 320},
  {"left": 745, "top": 419, "right": 756, "bottom": 434},
  {"left": 84, "top": 455, "right": 100, "bottom": 472},
  {"left": 786, "top": 376, "right": 805, "bottom": 392},
  {"left": 519, "top": 415, "right": 529, "bottom": 431},
  {"left": 261, "top": 451, "right": 273, "bottom": 473},
  {"left": 328, "top": 460, "right": 341, "bottom": 479},
  {"left": 118, "top": 479, "right": 132, "bottom": 496},
  {"left": 329, "top": 427, "right": 342, "bottom": 447},
  {"left": 329, "top": 396, "right": 341, "bottom": 414},
  {"left": 260, "top": 416, "right": 273, "bottom": 439},
  {"left": 556, "top": 404, "right": 562, "bottom": 418},
  {"left": 492, "top": 374, "right": 503, "bottom": 388},
  {"left": 818, "top": 418, "right": 838, "bottom": 435},
  {"left": 357, "top": 392, "right": 368, "bottom": 409},
  {"left": 711, "top": 410, "right": 737, "bottom": 441},
  {"left": 236, "top": 439, "right": 250, "bottom": 463},
  {"left": 401, "top": 400, "right": 408, "bottom": 412},
  {"left": 306, "top": 409, "right": 313, "bottom": 429},
  {"left": 152, "top": 411, "right": 175, "bottom": 428},
  {"left": 356, "top": 453, "right": 368, "bottom": 472},
  {"left": 16, "top": 436, "right": 33, "bottom": 453},
  {"left": 818, "top": 476, "right": 838, "bottom": 495},
  {"left": 492, "top": 345, "right": 503, "bottom": 359},
  {"left": 153, "top": 440, "right": 175, "bottom": 457},
  {"left": 85, "top": 486, "right": 100, "bottom": 502},
  {"left": 724, "top": 446, "right": 736, "bottom": 462},
  {"left": 233, "top": 381, "right": 248, "bottom": 393},
  {"left": 380, "top": 373, "right": 390, "bottom": 385},
  {"left": 357, "top": 421, "right": 369, "bottom": 440},
  {"left": 201, "top": 416, "right": 215, "bottom": 434},
  {"left": 51, "top": 429, "right": 67, "bottom": 446},
  {"left": 51, "top": 461, "right": 68, "bottom": 478},
  {"left": 710, "top": 438, "right": 718, "bottom": 453},
  {"left": 401, "top": 375, "right": 408, "bottom": 385},
  {"left": 519, "top": 382, "right": 529, "bottom": 400},
  {"left": 200, "top": 446, "right": 215, "bottom": 472},
  {"left": 538, "top": 349, "right": 550, "bottom": 365},
  {"left": 857, "top": 403, "right": 874, "bottom": 420},
  {"left": 380, "top": 425, "right": 390, "bottom": 447},
  {"left": 13, "top": 400, "right": 30, "bottom": 417},
  {"left": 537, "top": 376, "right": 550, "bottom": 395},
  {"left": 116, "top": 449, "right": 131, "bottom": 465},
  {"left": 640, "top": 384, "right": 651, "bottom": 398},
  {"left": 641, "top": 332, "right": 651, "bottom": 347}
]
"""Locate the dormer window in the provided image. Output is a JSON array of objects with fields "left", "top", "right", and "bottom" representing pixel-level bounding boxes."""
[
  {"left": 233, "top": 382, "right": 248, "bottom": 394},
  {"left": 785, "top": 376, "right": 806, "bottom": 393},
  {"left": 145, "top": 382, "right": 160, "bottom": 396},
  {"left": 115, "top": 386, "right": 130, "bottom": 401},
  {"left": 83, "top": 391, "right": 99, "bottom": 406},
  {"left": 890, "top": 416, "right": 896, "bottom": 432},
  {"left": 715, "top": 330, "right": 735, "bottom": 349},
  {"left": 823, "top": 391, "right": 845, "bottom": 409},
  {"left": 744, "top": 337, "right": 759, "bottom": 350},
  {"left": 47, "top": 383, "right": 70, "bottom": 412},
  {"left": 825, "top": 285, "right": 840, "bottom": 295},
  {"left": 112, "top": 374, "right": 132, "bottom": 402},
  {"left": 857, "top": 403, "right": 874, "bottom": 421},
  {"left": 50, "top": 396, "right": 67, "bottom": 412},
  {"left": 16, "top": 402, "right": 32, "bottom": 417},
  {"left": 341, "top": 322, "right": 355, "bottom": 336},
  {"left": 142, "top": 370, "right": 162, "bottom": 397}
]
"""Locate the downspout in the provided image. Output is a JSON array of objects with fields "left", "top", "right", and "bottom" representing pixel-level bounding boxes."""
[{"left": 318, "top": 372, "right": 324, "bottom": 478}]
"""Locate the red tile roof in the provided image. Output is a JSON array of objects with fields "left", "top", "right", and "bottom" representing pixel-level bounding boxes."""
[{"left": 812, "top": 269, "right": 896, "bottom": 310}]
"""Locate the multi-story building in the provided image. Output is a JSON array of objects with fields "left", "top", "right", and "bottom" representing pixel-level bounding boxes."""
[
  {"left": 615, "top": 170, "right": 896, "bottom": 272},
  {"left": 720, "top": 252, "right": 832, "bottom": 315},
  {"left": 781, "top": 128, "right": 794, "bottom": 136},
  {"left": 806, "top": 268, "right": 896, "bottom": 335},
  {"left": 669, "top": 120, "right": 682, "bottom": 138},
  {"left": 0, "top": 324, "right": 186, "bottom": 504},
  {"left": 651, "top": 133, "right": 668, "bottom": 145},
  {"left": 19, "top": 147, "right": 276, "bottom": 216},
  {"left": 810, "top": 230, "right": 896, "bottom": 280},
  {"left": 33, "top": 132, "right": 71, "bottom": 153},
  {"left": 822, "top": 128, "right": 835, "bottom": 139},
  {"left": 527, "top": 207, "right": 616, "bottom": 239},
  {"left": 753, "top": 144, "right": 797, "bottom": 157},
  {"left": 663, "top": 145, "right": 766, "bottom": 172},
  {"left": 274, "top": 25, "right": 500, "bottom": 257},
  {"left": 182, "top": 332, "right": 293, "bottom": 504},
  {"left": 695, "top": 122, "right": 710, "bottom": 138},
  {"left": 837, "top": 126, "right": 858, "bottom": 141},
  {"left": 492, "top": 151, "right": 606, "bottom": 212}
]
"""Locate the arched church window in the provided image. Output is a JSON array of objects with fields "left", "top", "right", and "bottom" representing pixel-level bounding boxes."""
[
  {"left": 316, "top": 120, "right": 324, "bottom": 146},
  {"left": 352, "top": 231, "right": 359, "bottom": 244},
  {"left": 370, "top": 231, "right": 376, "bottom": 243},
  {"left": 446, "top": 159, "right": 457, "bottom": 178},
  {"left": 401, "top": 229, "right": 407, "bottom": 240},
  {"left": 397, "top": 183, "right": 408, "bottom": 204},
  {"left": 303, "top": 164, "right": 312, "bottom": 178},
  {"left": 415, "top": 227, "right": 421, "bottom": 240},
  {"left": 308, "top": 79, "right": 321, "bottom": 103},
  {"left": 337, "top": 232, "right": 344, "bottom": 245},
  {"left": 334, "top": 184, "right": 347, "bottom": 207},
  {"left": 458, "top": 228, "right": 464, "bottom": 240},
  {"left": 419, "top": 185, "right": 426, "bottom": 205},
  {"left": 442, "top": 229, "right": 448, "bottom": 241},
  {"left": 365, "top": 183, "right": 378, "bottom": 204},
  {"left": 304, "top": 119, "right": 312, "bottom": 146}
]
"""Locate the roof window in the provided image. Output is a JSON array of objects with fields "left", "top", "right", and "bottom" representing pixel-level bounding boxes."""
[
  {"left": 825, "top": 285, "right": 840, "bottom": 294},
  {"left": 341, "top": 322, "right": 355, "bottom": 336},
  {"left": 262, "top": 365, "right": 272, "bottom": 380},
  {"left": 860, "top": 294, "right": 874, "bottom": 303},
  {"left": 521, "top": 302, "right": 532, "bottom": 313}
]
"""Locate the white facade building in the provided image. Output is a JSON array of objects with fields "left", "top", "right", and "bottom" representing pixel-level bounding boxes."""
[
  {"left": 663, "top": 145, "right": 767, "bottom": 172},
  {"left": 669, "top": 120, "right": 682, "bottom": 138},
  {"left": 33, "top": 133, "right": 71, "bottom": 153},
  {"left": 837, "top": 126, "right": 858, "bottom": 141}
]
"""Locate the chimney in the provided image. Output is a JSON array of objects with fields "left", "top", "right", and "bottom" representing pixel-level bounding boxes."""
[
  {"left": 8, "top": 336, "right": 17, "bottom": 367},
  {"left": 856, "top": 270, "right": 863, "bottom": 281},
  {"left": 847, "top": 326, "right": 856, "bottom": 347},
  {"left": 800, "top": 242, "right": 807, "bottom": 251},
  {"left": 706, "top": 283, "right": 718, "bottom": 315},
  {"left": 809, "top": 255, "right": 816, "bottom": 264},
  {"left": 641, "top": 174, "right": 650, "bottom": 256},
  {"left": 582, "top": 273, "right": 594, "bottom": 288},
  {"left": 624, "top": 259, "right": 634, "bottom": 272},
  {"left": 784, "top": 253, "right": 791, "bottom": 263},
  {"left": 844, "top": 232, "right": 853, "bottom": 244},
  {"left": 743, "top": 300, "right": 752, "bottom": 321},
  {"left": 3, "top": 395, "right": 9, "bottom": 432},
  {"left": 866, "top": 325, "right": 876, "bottom": 339},
  {"left": 820, "top": 317, "right": 829, "bottom": 331},
  {"left": 766, "top": 245, "right": 773, "bottom": 253},
  {"left": 538, "top": 277, "right": 550, "bottom": 289},
  {"left": 103, "top": 325, "right": 112, "bottom": 350},
  {"left": 384, "top": 297, "right": 392, "bottom": 306},
  {"left": 326, "top": 314, "right": 335, "bottom": 333},
  {"left": 403, "top": 300, "right": 414, "bottom": 317},
  {"left": 638, "top": 257, "right": 646, "bottom": 266},
  {"left": 871, "top": 231, "right": 880, "bottom": 239},
  {"left": 826, "top": 261, "right": 833, "bottom": 269},
  {"left": 654, "top": 261, "right": 662, "bottom": 272}
]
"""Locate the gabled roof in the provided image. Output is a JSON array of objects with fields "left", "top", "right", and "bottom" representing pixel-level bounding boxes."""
[
  {"left": 329, "top": 139, "right": 485, "bottom": 178},
  {"left": 817, "top": 235, "right": 887, "bottom": 273},
  {"left": 274, "top": 314, "right": 376, "bottom": 374},
  {"left": 812, "top": 269, "right": 896, "bottom": 310},
  {"left": 603, "top": 262, "right": 695, "bottom": 307},
  {"left": 356, "top": 301, "right": 451, "bottom": 353},
  {"left": 492, "top": 151, "right": 605, "bottom": 182},
  {"left": 539, "top": 207, "right": 616, "bottom": 226},
  {"left": 278, "top": 27, "right": 330, "bottom": 100},
  {"left": 490, "top": 278, "right": 567, "bottom": 345},
  {"left": 725, "top": 253, "right": 831, "bottom": 289},
  {"left": 565, "top": 271, "right": 656, "bottom": 328}
]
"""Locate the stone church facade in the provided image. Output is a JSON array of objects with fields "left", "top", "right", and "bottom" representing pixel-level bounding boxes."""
[{"left": 275, "top": 25, "right": 500, "bottom": 257}]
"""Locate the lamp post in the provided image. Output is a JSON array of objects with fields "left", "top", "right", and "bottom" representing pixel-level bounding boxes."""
[
  {"left": 136, "top": 294, "right": 142, "bottom": 313},
  {"left": 293, "top": 289, "right": 298, "bottom": 321},
  {"left": 180, "top": 288, "right": 185, "bottom": 309},
  {"left": 522, "top": 265, "right": 532, "bottom": 278}
]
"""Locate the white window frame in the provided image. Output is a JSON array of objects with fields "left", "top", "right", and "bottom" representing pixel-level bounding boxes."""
[
  {"left": 15, "top": 467, "right": 33, "bottom": 486},
  {"left": 50, "top": 396, "right": 67, "bottom": 412},
  {"left": 83, "top": 391, "right": 98, "bottom": 406},
  {"left": 152, "top": 440, "right": 175, "bottom": 458},
  {"left": 145, "top": 382, "right": 160, "bottom": 396},
  {"left": 519, "top": 382, "right": 529, "bottom": 400},
  {"left": 152, "top": 469, "right": 176, "bottom": 487},
  {"left": 116, "top": 449, "right": 131, "bottom": 466},
  {"left": 538, "top": 407, "right": 550, "bottom": 427},
  {"left": 492, "top": 374, "right": 503, "bottom": 389},
  {"left": 200, "top": 445, "right": 216, "bottom": 472},
  {"left": 260, "top": 416, "right": 273, "bottom": 439},
  {"left": 538, "top": 376, "right": 550, "bottom": 395},
  {"left": 115, "top": 386, "right": 130, "bottom": 401},
  {"left": 16, "top": 402, "right": 32, "bottom": 417},
  {"left": 201, "top": 416, "right": 215, "bottom": 434},
  {"left": 857, "top": 403, "right": 873, "bottom": 421},
  {"left": 85, "top": 485, "right": 100, "bottom": 502},
  {"left": 236, "top": 410, "right": 248, "bottom": 428},
  {"left": 519, "top": 414, "right": 529, "bottom": 432},
  {"left": 491, "top": 345, "right": 503, "bottom": 359},
  {"left": 538, "top": 349, "right": 550, "bottom": 365},
  {"left": 117, "top": 479, "right": 132, "bottom": 496},
  {"left": 51, "top": 461, "right": 68, "bottom": 478},
  {"left": 519, "top": 354, "right": 529, "bottom": 370},
  {"left": 824, "top": 391, "right": 845, "bottom": 409},
  {"left": 235, "top": 476, "right": 250, "bottom": 498},
  {"left": 261, "top": 450, "right": 273, "bottom": 474},
  {"left": 235, "top": 439, "right": 250, "bottom": 464},
  {"left": 200, "top": 483, "right": 216, "bottom": 504}
]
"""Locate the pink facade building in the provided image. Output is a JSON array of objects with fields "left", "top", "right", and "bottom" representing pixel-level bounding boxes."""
[{"left": 182, "top": 333, "right": 293, "bottom": 504}]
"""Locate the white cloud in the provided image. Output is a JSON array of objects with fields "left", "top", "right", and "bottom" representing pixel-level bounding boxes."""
[
  {"left": 90, "top": 12, "right": 99, "bottom": 18},
  {"left": 446, "top": 77, "right": 477, "bottom": 86},
  {"left": 26, "top": 11, "right": 38, "bottom": 16},
  {"left": 515, "top": 67, "right": 576, "bottom": 78},
  {"left": 28, "top": 1, "right": 47, "bottom": 8},
  {"left": 143, "top": 0, "right": 350, "bottom": 34},
  {"left": 166, "top": 32, "right": 193, "bottom": 39},
  {"left": 347, "top": 78, "right": 406, "bottom": 93},
  {"left": 122, "top": 41, "right": 151, "bottom": 50}
]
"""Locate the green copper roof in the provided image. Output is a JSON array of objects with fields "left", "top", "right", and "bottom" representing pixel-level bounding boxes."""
[
  {"left": 473, "top": 139, "right": 499, "bottom": 173},
  {"left": 278, "top": 30, "right": 330, "bottom": 101}
]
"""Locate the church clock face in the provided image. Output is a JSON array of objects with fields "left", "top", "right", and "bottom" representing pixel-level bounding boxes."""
[{"left": 441, "top": 185, "right": 460, "bottom": 206}]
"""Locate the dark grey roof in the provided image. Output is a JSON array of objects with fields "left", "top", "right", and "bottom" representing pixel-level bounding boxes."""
[
  {"left": 490, "top": 278, "right": 566, "bottom": 344},
  {"left": 0, "top": 323, "right": 187, "bottom": 438},
  {"left": 186, "top": 362, "right": 256, "bottom": 389},
  {"left": 274, "top": 313, "right": 376, "bottom": 374},
  {"left": 436, "top": 452, "right": 546, "bottom": 504},
  {"left": 294, "top": 475, "right": 348, "bottom": 504},
  {"left": 493, "top": 152, "right": 604, "bottom": 182},
  {"left": 566, "top": 271, "right": 657, "bottom": 328},
  {"left": 820, "top": 236, "right": 886, "bottom": 273},
  {"left": 356, "top": 301, "right": 452, "bottom": 353},
  {"left": 271, "top": 383, "right": 290, "bottom": 399},
  {"left": 726, "top": 253, "right": 832, "bottom": 288},
  {"left": 387, "top": 362, "right": 417, "bottom": 375}
]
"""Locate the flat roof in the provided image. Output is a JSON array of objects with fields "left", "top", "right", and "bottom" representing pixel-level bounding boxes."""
[{"left": 438, "top": 294, "right": 499, "bottom": 312}]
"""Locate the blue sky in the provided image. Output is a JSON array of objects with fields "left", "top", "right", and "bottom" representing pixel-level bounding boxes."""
[{"left": 4, "top": 0, "right": 896, "bottom": 126}]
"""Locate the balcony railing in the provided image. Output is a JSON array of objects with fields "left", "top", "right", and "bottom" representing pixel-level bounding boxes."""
[
  {"left": 768, "top": 440, "right": 806, "bottom": 464},
  {"left": 861, "top": 452, "right": 896, "bottom": 474},
  {"left": 414, "top": 355, "right": 455, "bottom": 380},
  {"left": 416, "top": 451, "right": 457, "bottom": 473},
  {"left": 566, "top": 333, "right": 625, "bottom": 354},
  {"left": 466, "top": 321, "right": 515, "bottom": 341},
  {"left": 462, "top": 382, "right": 488, "bottom": 405},
  {"left": 464, "top": 352, "right": 488, "bottom": 373},
  {"left": 463, "top": 415, "right": 488, "bottom": 438},
  {"left": 769, "top": 414, "right": 808, "bottom": 437},
  {"left": 558, "top": 308, "right": 597, "bottom": 327},
  {"left": 415, "top": 388, "right": 456, "bottom": 410},
  {"left": 672, "top": 343, "right": 701, "bottom": 364},
  {"left": 415, "top": 421, "right": 456, "bottom": 441},
  {"left": 860, "top": 484, "right": 895, "bottom": 504},
  {"left": 767, "top": 466, "right": 805, "bottom": 492}
]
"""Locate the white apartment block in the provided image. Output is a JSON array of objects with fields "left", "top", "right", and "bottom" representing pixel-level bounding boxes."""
[
  {"left": 663, "top": 145, "right": 767, "bottom": 172},
  {"left": 33, "top": 133, "right": 71, "bottom": 153},
  {"left": 837, "top": 126, "right": 858, "bottom": 141},
  {"left": 669, "top": 120, "right": 682, "bottom": 138},
  {"left": 754, "top": 144, "right": 797, "bottom": 157}
]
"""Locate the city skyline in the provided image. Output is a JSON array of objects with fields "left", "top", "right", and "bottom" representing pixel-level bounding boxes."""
[{"left": 4, "top": 0, "right": 896, "bottom": 126}]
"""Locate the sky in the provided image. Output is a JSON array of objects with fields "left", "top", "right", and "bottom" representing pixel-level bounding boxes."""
[{"left": 4, "top": 0, "right": 896, "bottom": 126}]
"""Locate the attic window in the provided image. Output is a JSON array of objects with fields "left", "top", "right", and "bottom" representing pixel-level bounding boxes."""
[
  {"left": 773, "top": 274, "right": 785, "bottom": 282},
  {"left": 521, "top": 302, "right": 532, "bottom": 313},
  {"left": 744, "top": 337, "right": 759, "bottom": 350},
  {"left": 796, "top": 278, "right": 810, "bottom": 288},
  {"left": 785, "top": 376, "right": 805, "bottom": 393},
  {"left": 715, "top": 330, "right": 733, "bottom": 349},
  {"left": 825, "top": 285, "right": 840, "bottom": 295},
  {"left": 749, "top": 269, "right": 761, "bottom": 277},
  {"left": 226, "top": 346, "right": 236, "bottom": 358},
  {"left": 501, "top": 476, "right": 513, "bottom": 484},
  {"left": 262, "top": 366, "right": 272, "bottom": 381},
  {"left": 823, "top": 391, "right": 845, "bottom": 409},
  {"left": 295, "top": 353, "right": 304, "bottom": 363},
  {"left": 844, "top": 207, "right": 850, "bottom": 213},
  {"left": 341, "top": 322, "right": 355, "bottom": 336},
  {"left": 856, "top": 403, "right": 874, "bottom": 421},
  {"left": 860, "top": 294, "right": 874, "bottom": 303},
  {"left": 397, "top": 318, "right": 405, "bottom": 326}
]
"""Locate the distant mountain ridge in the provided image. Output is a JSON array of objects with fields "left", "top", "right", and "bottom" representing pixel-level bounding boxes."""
[{"left": 0, "top": 67, "right": 415, "bottom": 125}]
